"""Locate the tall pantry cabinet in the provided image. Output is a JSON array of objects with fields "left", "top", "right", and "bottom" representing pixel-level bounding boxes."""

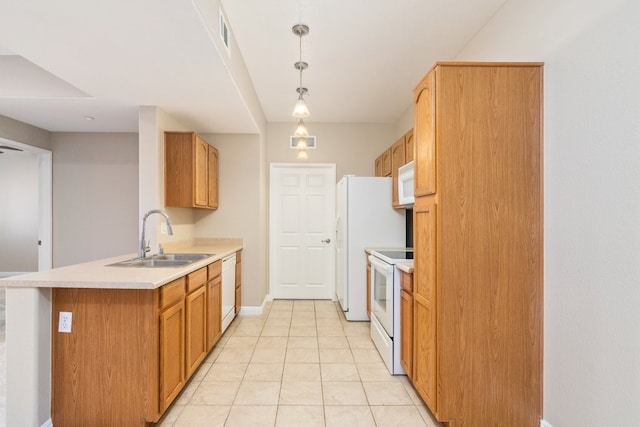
[{"left": 412, "top": 62, "right": 543, "bottom": 427}]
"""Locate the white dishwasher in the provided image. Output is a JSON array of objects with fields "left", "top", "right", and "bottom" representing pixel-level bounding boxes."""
[{"left": 221, "top": 253, "right": 236, "bottom": 333}]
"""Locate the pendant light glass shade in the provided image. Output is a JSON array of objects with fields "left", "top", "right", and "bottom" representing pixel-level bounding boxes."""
[
  {"left": 295, "top": 137, "right": 308, "bottom": 150},
  {"left": 292, "top": 96, "right": 310, "bottom": 118},
  {"left": 297, "top": 149, "right": 309, "bottom": 160},
  {"left": 294, "top": 119, "right": 309, "bottom": 137}
]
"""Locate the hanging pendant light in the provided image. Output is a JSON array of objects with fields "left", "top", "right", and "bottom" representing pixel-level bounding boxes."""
[
  {"left": 291, "top": 23, "right": 311, "bottom": 160},
  {"left": 292, "top": 24, "right": 310, "bottom": 118},
  {"left": 294, "top": 119, "right": 309, "bottom": 137}
]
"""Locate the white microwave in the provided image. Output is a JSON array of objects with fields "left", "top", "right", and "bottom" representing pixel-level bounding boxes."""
[{"left": 398, "top": 160, "right": 414, "bottom": 206}]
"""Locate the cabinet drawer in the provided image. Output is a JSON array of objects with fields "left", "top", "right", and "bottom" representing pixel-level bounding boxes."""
[
  {"left": 161, "top": 277, "right": 186, "bottom": 309},
  {"left": 187, "top": 267, "right": 207, "bottom": 293},
  {"left": 400, "top": 270, "right": 413, "bottom": 292},
  {"left": 207, "top": 260, "right": 222, "bottom": 280}
]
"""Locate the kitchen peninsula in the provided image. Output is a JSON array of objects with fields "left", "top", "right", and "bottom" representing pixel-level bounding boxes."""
[{"left": 2, "top": 238, "right": 242, "bottom": 426}]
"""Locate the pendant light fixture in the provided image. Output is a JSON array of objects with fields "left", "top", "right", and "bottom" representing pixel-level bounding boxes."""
[
  {"left": 291, "top": 23, "right": 311, "bottom": 160},
  {"left": 292, "top": 24, "right": 310, "bottom": 118}
]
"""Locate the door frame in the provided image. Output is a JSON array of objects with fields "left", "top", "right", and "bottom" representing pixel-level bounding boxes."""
[
  {"left": 0, "top": 137, "right": 52, "bottom": 274},
  {"left": 268, "top": 163, "right": 336, "bottom": 300}
]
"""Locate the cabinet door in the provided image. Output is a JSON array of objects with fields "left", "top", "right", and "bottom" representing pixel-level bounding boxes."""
[
  {"left": 381, "top": 148, "right": 392, "bottom": 177},
  {"left": 207, "top": 275, "right": 222, "bottom": 351},
  {"left": 159, "top": 300, "right": 185, "bottom": 412},
  {"left": 400, "top": 288, "right": 413, "bottom": 379},
  {"left": 405, "top": 129, "right": 414, "bottom": 163},
  {"left": 207, "top": 145, "right": 219, "bottom": 209},
  {"left": 413, "top": 198, "right": 437, "bottom": 411},
  {"left": 194, "top": 135, "right": 208, "bottom": 207},
  {"left": 391, "top": 137, "right": 406, "bottom": 207},
  {"left": 185, "top": 286, "right": 207, "bottom": 377},
  {"left": 414, "top": 71, "right": 436, "bottom": 197}
]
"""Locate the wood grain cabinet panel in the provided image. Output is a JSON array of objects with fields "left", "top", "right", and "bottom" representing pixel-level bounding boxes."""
[
  {"left": 400, "top": 285, "right": 413, "bottom": 379},
  {"left": 375, "top": 148, "right": 392, "bottom": 177},
  {"left": 207, "top": 144, "right": 219, "bottom": 209},
  {"left": 411, "top": 62, "right": 543, "bottom": 427},
  {"left": 207, "top": 261, "right": 222, "bottom": 351},
  {"left": 160, "top": 299, "right": 185, "bottom": 412},
  {"left": 185, "top": 285, "right": 207, "bottom": 377},
  {"left": 391, "top": 136, "right": 406, "bottom": 207},
  {"left": 165, "top": 131, "right": 219, "bottom": 210},
  {"left": 51, "top": 259, "right": 234, "bottom": 425}
]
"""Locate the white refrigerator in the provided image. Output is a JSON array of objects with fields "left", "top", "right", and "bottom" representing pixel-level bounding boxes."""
[{"left": 335, "top": 176, "right": 406, "bottom": 321}]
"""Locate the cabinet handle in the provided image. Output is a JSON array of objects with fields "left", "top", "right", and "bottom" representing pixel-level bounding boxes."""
[{"left": 321, "top": 238, "right": 331, "bottom": 243}]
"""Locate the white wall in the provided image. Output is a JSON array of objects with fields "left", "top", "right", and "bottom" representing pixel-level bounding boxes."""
[
  {"left": 52, "top": 133, "right": 139, "bottom": 267},
  {"left": 195, "top": 133, "right": 263, "bottom": 306},
  {"left": 0, "top": 150, "right": 39, "bottom": 272},
  {"left": 267, "top": 122, "right": 397, "bottom": 179},
  {"left": 456, "top": 0, "right": 640, "bottom": 425}
]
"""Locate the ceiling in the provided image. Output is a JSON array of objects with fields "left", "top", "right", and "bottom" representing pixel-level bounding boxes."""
[{"left": 0, "top": 0, "right": 507, "bottom": 135}]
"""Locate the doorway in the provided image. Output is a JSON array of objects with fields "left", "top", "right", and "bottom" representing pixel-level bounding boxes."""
[
  {"left": 269, "top": 163, "right": 336, "bottom": 300},
  {"left": 0, "top": 137, "right": 52, "bottom": 425}
]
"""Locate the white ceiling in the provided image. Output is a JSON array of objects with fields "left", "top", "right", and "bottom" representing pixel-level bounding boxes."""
[{"left": 0, "top": 0, "right": 507, "bottom": 135}]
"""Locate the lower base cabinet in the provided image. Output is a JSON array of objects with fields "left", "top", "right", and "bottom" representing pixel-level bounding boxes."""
[
  {"left": 400, "top": 289, "right": 413, "bottom": 379},
  {"left": 51, "top": 259, "right": 232, "bottom": 426},
  {"left": 160, "top": 299, "right": 185, "bottom": 411}
]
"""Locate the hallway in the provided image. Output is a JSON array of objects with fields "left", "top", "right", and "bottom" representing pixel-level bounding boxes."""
[{"left": 157, "top": 299, "right": 441, "bottom": 426}]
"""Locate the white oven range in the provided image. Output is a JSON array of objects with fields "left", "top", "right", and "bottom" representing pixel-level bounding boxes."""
[{"left": 368, "top": 249, "right": 413, "bottom": 375}]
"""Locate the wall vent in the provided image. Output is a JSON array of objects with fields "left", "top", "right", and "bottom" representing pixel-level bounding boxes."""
[
  {"left": 290, "top": 136, "right": 317, "bottom": 149},
  {"left": 219, "top": 7, "right": 231, "bottom": 56}
]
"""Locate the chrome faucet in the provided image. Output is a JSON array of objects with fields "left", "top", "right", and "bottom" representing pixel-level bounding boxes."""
[{"left": 139, "top": 209, "right": 174, "bottom": 258}]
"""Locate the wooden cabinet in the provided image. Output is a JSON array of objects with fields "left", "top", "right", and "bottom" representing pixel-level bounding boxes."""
[
  {"left": 399, "top": 269, "right": 413, "bottom": 379},
  {"left": 207, "top": 260, "right": 222, "bottom": 351},
  {"left": 159, "top": 277, "right": 187, "bottom": 412},
  {"left": 165, "top": 131, "right": 219, "bottom": 209},
  {"left": 405, "top": 129, "right": 414, "bottom": 164},
  {"left": 413, "top": 199, "right": 437, "bottom": 408},
  {"left": 207, "top": 144, "right": 219, "bottom": 209},
  {"left": 374, "top": 148, "right": 391, "bottom": 177},
  {"left": 411, "top": 62, "right": 543, "bottom": 426},
  {"left": 391, "top": 136, "right": 405, "bottom": 207},
  {"left": 375, "top": 129, "right": 414, "bottom": 207},
  {"left": 51, "top": 257, "right": 233, "bottom": 425},
  {"left": 235, "top": 250, "right": 242, "bottom": 314},
  {"left": 185, "top": 268, "right": 207, "bottom": 377}
]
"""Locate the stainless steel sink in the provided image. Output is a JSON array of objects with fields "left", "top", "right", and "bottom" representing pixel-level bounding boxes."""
[
  {"left": 106, "top": 253, "right": 212, "bottom": 268},
  {"left": 153, "top": 253, "right": 213, "bottom": 261},
  {"left": 107, "top": 258, "right": 193, "bottom": 268}
]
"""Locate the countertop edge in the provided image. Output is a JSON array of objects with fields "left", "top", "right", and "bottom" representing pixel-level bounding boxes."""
[{"left": 1, "top": 244, "right": 243, "bottom": 290}]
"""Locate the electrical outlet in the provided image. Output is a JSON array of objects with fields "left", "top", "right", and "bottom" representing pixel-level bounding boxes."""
[
  {"left": 160, "top": 223, "right": 168, "bottom": 235},
  {"left": 58, "top": 311, "right": 72, "bottom": 333}
]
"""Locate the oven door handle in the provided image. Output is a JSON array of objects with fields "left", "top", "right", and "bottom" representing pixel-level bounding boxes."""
[{"left": 368, "top": 255, "right": 393, "bottom": 274}]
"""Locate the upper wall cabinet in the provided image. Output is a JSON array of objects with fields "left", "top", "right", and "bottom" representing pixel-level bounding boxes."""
[
  {"left": 391, "top": 129, "right": 414, "bottom": 208},
  {"left": 165, "top": 132, "right": 219, "bottom": 209},
  {"left": 374, "top": 148, "right": 392, "bottom": 177}
]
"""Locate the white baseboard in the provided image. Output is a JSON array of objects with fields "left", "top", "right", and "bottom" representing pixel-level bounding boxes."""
[
  {"left": 238, "top": 295, "right": 271, "bottom": 316},
  {"left": 41, "top": 419, "right": 53, "bottom": 427},
  {"left": 541, "top": 419, "right": 553, "bottom": 427}
]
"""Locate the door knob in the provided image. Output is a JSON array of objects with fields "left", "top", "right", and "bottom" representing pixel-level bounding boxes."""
[{"left": 321, "top": 238, "right": 331, "bottom": 243}]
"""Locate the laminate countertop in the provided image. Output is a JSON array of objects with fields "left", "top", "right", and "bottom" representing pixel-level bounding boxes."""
[{"left": 0, "top": 238, "right": 242, "bottom": 290}]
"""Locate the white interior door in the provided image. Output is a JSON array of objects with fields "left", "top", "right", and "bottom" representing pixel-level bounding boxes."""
[{"left": 270, "top": 163, "right": 336, "bottom": 299}]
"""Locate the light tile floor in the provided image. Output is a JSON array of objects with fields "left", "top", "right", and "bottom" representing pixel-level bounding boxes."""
[{"left": 157, "top": 299, "right": 442, "bottom": 427}]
